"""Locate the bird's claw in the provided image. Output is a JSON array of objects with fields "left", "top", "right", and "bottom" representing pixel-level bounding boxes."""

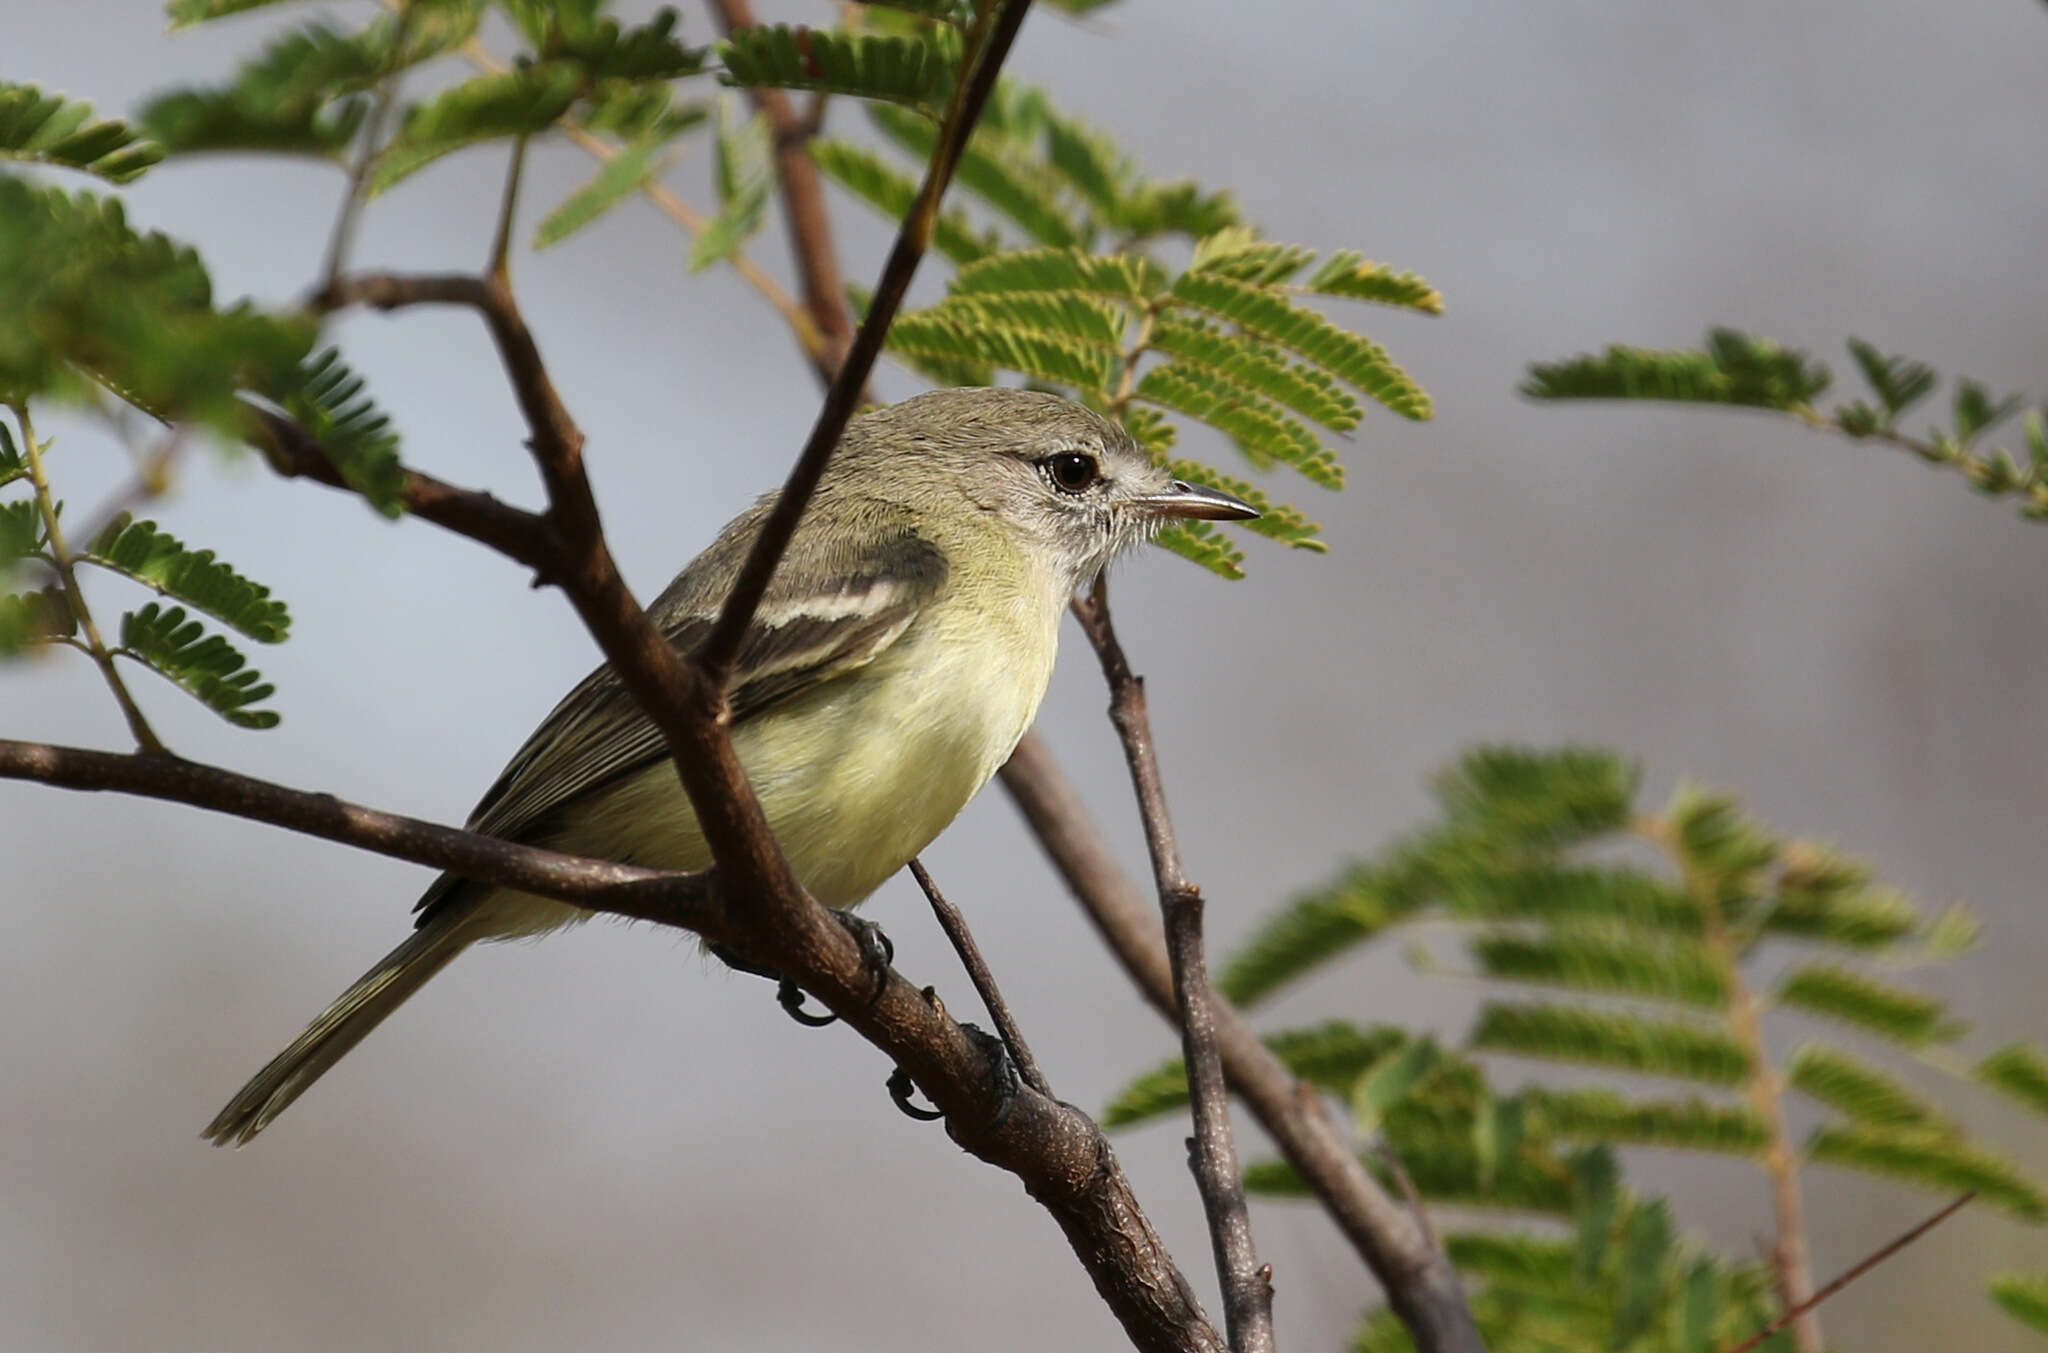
[
  {"left": 887, "top": 1024, "right": 1021, "bottom": 1127},
  {"left": 831, "top": 911, "right": 895, "bottom": 1005}
]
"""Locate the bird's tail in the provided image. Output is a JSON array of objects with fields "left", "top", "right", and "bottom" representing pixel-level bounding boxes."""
[{"left": 203, "top": 913, "right": 480, "bottom": 1147}]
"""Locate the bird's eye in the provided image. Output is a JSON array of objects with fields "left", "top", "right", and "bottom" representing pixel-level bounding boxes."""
[{"left": 1041, "top": 452, "right": 1100, "bottom": 494}]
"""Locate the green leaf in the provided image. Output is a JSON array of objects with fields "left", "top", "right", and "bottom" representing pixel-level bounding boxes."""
[
  {"left": 559, "top": 8, "right": 707, "bottom": 83},
  {"left": 1, "top": 500, "right": 45, "bottom": 562},
  {"left": 165, "top": 0, "right": 301, "bottom": 26},
  {"left": 1153, "top": 519, "right": 1245, "bottom": 580},
  {"left": 1787, "top": 1042, "right": 1944, "bottom": 1128},
  {"left": 0, "top": 84, "right": 164, "bottom": 184},
  {"left": 1350, "top": 1036, "right": 1441, "bottom": 1135},
  {"left": 1613, "top": 1198, "right": 1674, "bottom": 1348},
  {"left": 1917, "top": 902, "right": 1982, "bottom": 961},
  {"left": 687, "top": 101, "right": 771, "bottom": 272},
  {"left": 1170, "top": 270, "right": 1430, "bottom": 419},
  {"left": 885, "top": 310, "right": 1116, "bottom": 390},
  {"left": 869, "top": 104, "right": 1085, "bottom": 248},
  {"left": 917, "top": 290, "right": 1129, "bottom": 349},
  {"left": 1523, "top": 329, "right": 1832, "bottom": 412},
  {"left": 272, "top": 348, "right": 404, "bottom": 516},
  {"left": 0, "top": 584, "right": 77, "bottom": 654},
  {"left": 808, "top": 138, "right": 996, "bottom": 265},
  {"left": 1570, "top": 1145, "right": 1621, "bottom": 1279},
  {"left": 1954, "top": 379, "right": 2024, "bottom": 446},
  {"left": 81, "top": 514, "right": 289, "bottom": 642},
  {"left": 1808, "top": 1122, "right": 2044, "bottom": 1219},
  {"left": 1134, "top": 363, "right": 1343, "bottom": 487},
  {"left": 1217, "top": 851, "right": 1437, "bottom": 1006},
  {"left": 1101, "top": 1020, "right": 1406, "bottom": 1128},
  {"left": 0, "top": 181, "right": 314, "bottom": 430},
  {"left": 949, "top": 247, "right": 1166, "bottom": 301},
  {"left": 533, "top": 128, "right": 675, "bottom": 249},
  {"left": 1523, "top": 1087, "right": 1769, "bottom": 1157},
  {"left": 1469, "top": 930, "right": 1726, "bottom": 1007},
  {"left": 1845, "top": 338, "right": 1937, "bottom": 420},
  {"left": 1666, "top": 782, "right": 1779, "bottom": 894},
  {"left": 1189, "top": 228, "right": 1318, "bottom": 285},
  {"left": 0, "top": 421, "right": 22, "bottom": 488},
  {"left": 117, "top": 602, "right": 279, "bottom": 728},
  {"left": 1433, "top": 744, "right": 1640, "bottom": 847},
  {"left": 1470, "top": 1002, "right": 1752, "bottom": 1086},
  {"left": 1991, "top": 1273, "right": 2048, "bottom": 1338},
  {"left": 1448, "top": 863, "right": 1702, "bottom": 934},
  {"left": 1975, "top": 1043, "right": 2048, "bottom": 1117},
  {"left": 370, "top": 63, "right": 584, "bottom": 195},
  {"left": 719, "top": 27, "right": 944, "bottom": 111},
  {"left": 1148, "top": 317, "right": 1363, "bottom": 431},
  {"left": 1763, "top": 872, "right": 1918, "bottom": 949},
  {"left": 1303, "top": 250, "right": 1444, "bottom": 314},
  {"left": 1775, "top": 963, "right": 1957, "bottom": 1046},
  {"left": 1444, "top": 1230, "right": 1576, "bottom": 1294}
]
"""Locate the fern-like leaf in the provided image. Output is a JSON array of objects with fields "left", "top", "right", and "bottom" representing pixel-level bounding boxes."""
[
  {"left": 949, "top": 247, "right": 1165, "bottom": 301},
  {"left": 81, "top": 514, "right": 289, "bottom": 642},
  {"left": 1975, "top": 1043, "right": 2048, "bottom": 1117},
  {"left": 885, "top": 310, "right": 1116, "bottom": 390},
  {"left": 1807, "top": 1122, "right": 2045, "bottom": 1219},
  {"left": 1845, "top": 338, "right": 1938, "bottom": 422},
  {"left": 1303, "top": 251, "right": 1444, "bottom": 314},
  {"left": 1469, "top": 1002, "right": 1752, "bottom": 1086},
  {"left": 1445, "top": 863, "right": 1702, "bottom": 934},
  {"left": 1522, "top": 1087, "right": 1769, "bottom": 1156},
  {"left": 117, "top": 602, "right": 279, "bottom": 728},
  {"left": 0, "top": 84, "right": 164, "bottom": 184},
  {"left": 0, "top": 500, "right": 44, "bottom": 562},
  {"left": 1763, "top": 879, "right": 1919, "bottom": 949},
  {"left": 1522, "top": 329, "right": 1832, "bottom": 412},
  {"left": 1152, "top": 520, "right": 1246, "bottom": 580},
  {"left": 1218, "top": 853, "right": 1437, "bottom": 1006},
  {"left": 1101, "top": 1021, "right": 1406, "bottom": 1127},
  {"left": 868, "top": 104, "right": 1085, "bottom": 248},
  {"left": 272, "top": 348, "right": 404, "bottom": 516},
  {"left": 1469, "top": 931, "right": 1726, "bottom": 1007},
  {"left": 1775, "top": 963, "right": 1957, "bottom": 1046},
  {"left": 1433, "top": 744, "right": 1640, "bottom": 846},
  {"left": 1148, "top": 318, "right": 1363, "bottom": 431},
  {"left": 370, "top": 63, "right": 585, "bottom": 195},
  {"left": 918, "top": 290, "right": 1129, "bottom": 349},
  {"left": 166, "top": 0, "right": 299, "bottom": 25},
  {"left": 1135, "top": 363, "right": 1342, "bottom": 487},
  {"left": 808, "top": 139, "right": 995, "bottom": 265},
  {"left": 719, "top": 28, "right": 942, "bottom": 110},
  {"left": 533, "top": 125, "right": 680, "bottom": 249},
  {"left": 1991, "top": 1273, "right": 2048, "bottom": 1338},
  {"left": 0, "top": 585, "right": 77, "bottom": 654},
  {"left": 688, "top": 101, "right": 771, "bottom": 272},
  {"left": 1786, "top": 1042, "right": 1945, "bottom": 1128},
  {"left": 1169, "top": 270, "right": 1431, "bottom": 419}
]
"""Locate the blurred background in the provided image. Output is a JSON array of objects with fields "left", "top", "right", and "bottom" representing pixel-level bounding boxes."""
[{"left": 6, "top": 2, "right": 2047, "bottom": 1350}]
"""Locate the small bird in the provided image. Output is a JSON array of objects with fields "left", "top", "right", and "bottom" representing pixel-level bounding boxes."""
[{"left": 206, "top": 386, "right": 1256, "bottom": 1144}]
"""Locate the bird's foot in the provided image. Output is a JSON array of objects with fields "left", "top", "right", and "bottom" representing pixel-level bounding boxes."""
[{"left": 887, "top": 1024, "right": 1020, "bottom": 1127}]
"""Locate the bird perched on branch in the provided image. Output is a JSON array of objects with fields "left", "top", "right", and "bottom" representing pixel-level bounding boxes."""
[{"left": 206, "top": 386, "right": 1255, "bottom": 1145}]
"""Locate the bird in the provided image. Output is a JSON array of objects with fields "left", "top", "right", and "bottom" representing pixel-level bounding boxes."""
[{"left": 204, "top": 386, "right": 1256, "bottom": 1145}]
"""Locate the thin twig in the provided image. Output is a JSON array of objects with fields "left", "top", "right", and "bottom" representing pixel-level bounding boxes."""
[
  {"left": 1070, "top": 575, "right": 1276, "bottom": 1353},
  {"left": 707, "top": 0, "right": 858, "bottom": 376},
  {"left": 0, "top": 737, "right": 712, "bottom": 925},
  {"left": 998, "top": 731, "right": 1485, "bottom": 1353},
  {"left": 1374, "top": 1141, "right": 1441, "bottom": 1256},
  {"left": 909, "top": 857, "right": 1051, "bottom": 1097},
  {"left": 8, "top": 403, "right": 167, "bottom": 756},
  {"left": 696, "top": 0, "right": 1032, "bottom": 686},
  {"left": 319, "top": 8, "right": 413, "bottom": 290},
  {"left": 1721, "top": 1192, "right": 1975, "bottom": 1353},
  {"left": 487, "top": 135, "right": 529, "bottom": 281}
]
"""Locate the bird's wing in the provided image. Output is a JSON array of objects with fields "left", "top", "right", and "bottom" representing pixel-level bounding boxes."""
[{"left": 414, "top": 526, "right": 948, "bottom": 919}]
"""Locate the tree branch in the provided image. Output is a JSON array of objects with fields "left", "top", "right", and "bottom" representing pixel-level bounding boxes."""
[
  {"left": 706, "top": 0, "right": 857, "bottom": 377},
  {"left": 999, "top": 731, "right": 1486, "bottom": 1353},
  {"left": 1070, "top": 577, "right": 1274, "bottom": 1353}
]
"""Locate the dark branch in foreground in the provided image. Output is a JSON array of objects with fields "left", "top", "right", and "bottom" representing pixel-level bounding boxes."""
[
  {"left": 1070, "top": 576, "right": 1276, "bottom": 1353},
  {"left": 0, "top": 735, "right": 1223, "bottom": 1353},
  {"left": 1722, "top": 1192, "right": 1975, "bottom": 1353},
  {"left": 1000, "top": 731, "right": 1486, "bottom": 1353}
]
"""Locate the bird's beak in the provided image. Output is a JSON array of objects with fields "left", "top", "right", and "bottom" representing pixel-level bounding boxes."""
[{"left": 1131, "top": 478, "right": 1261, "bottom": 522}]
